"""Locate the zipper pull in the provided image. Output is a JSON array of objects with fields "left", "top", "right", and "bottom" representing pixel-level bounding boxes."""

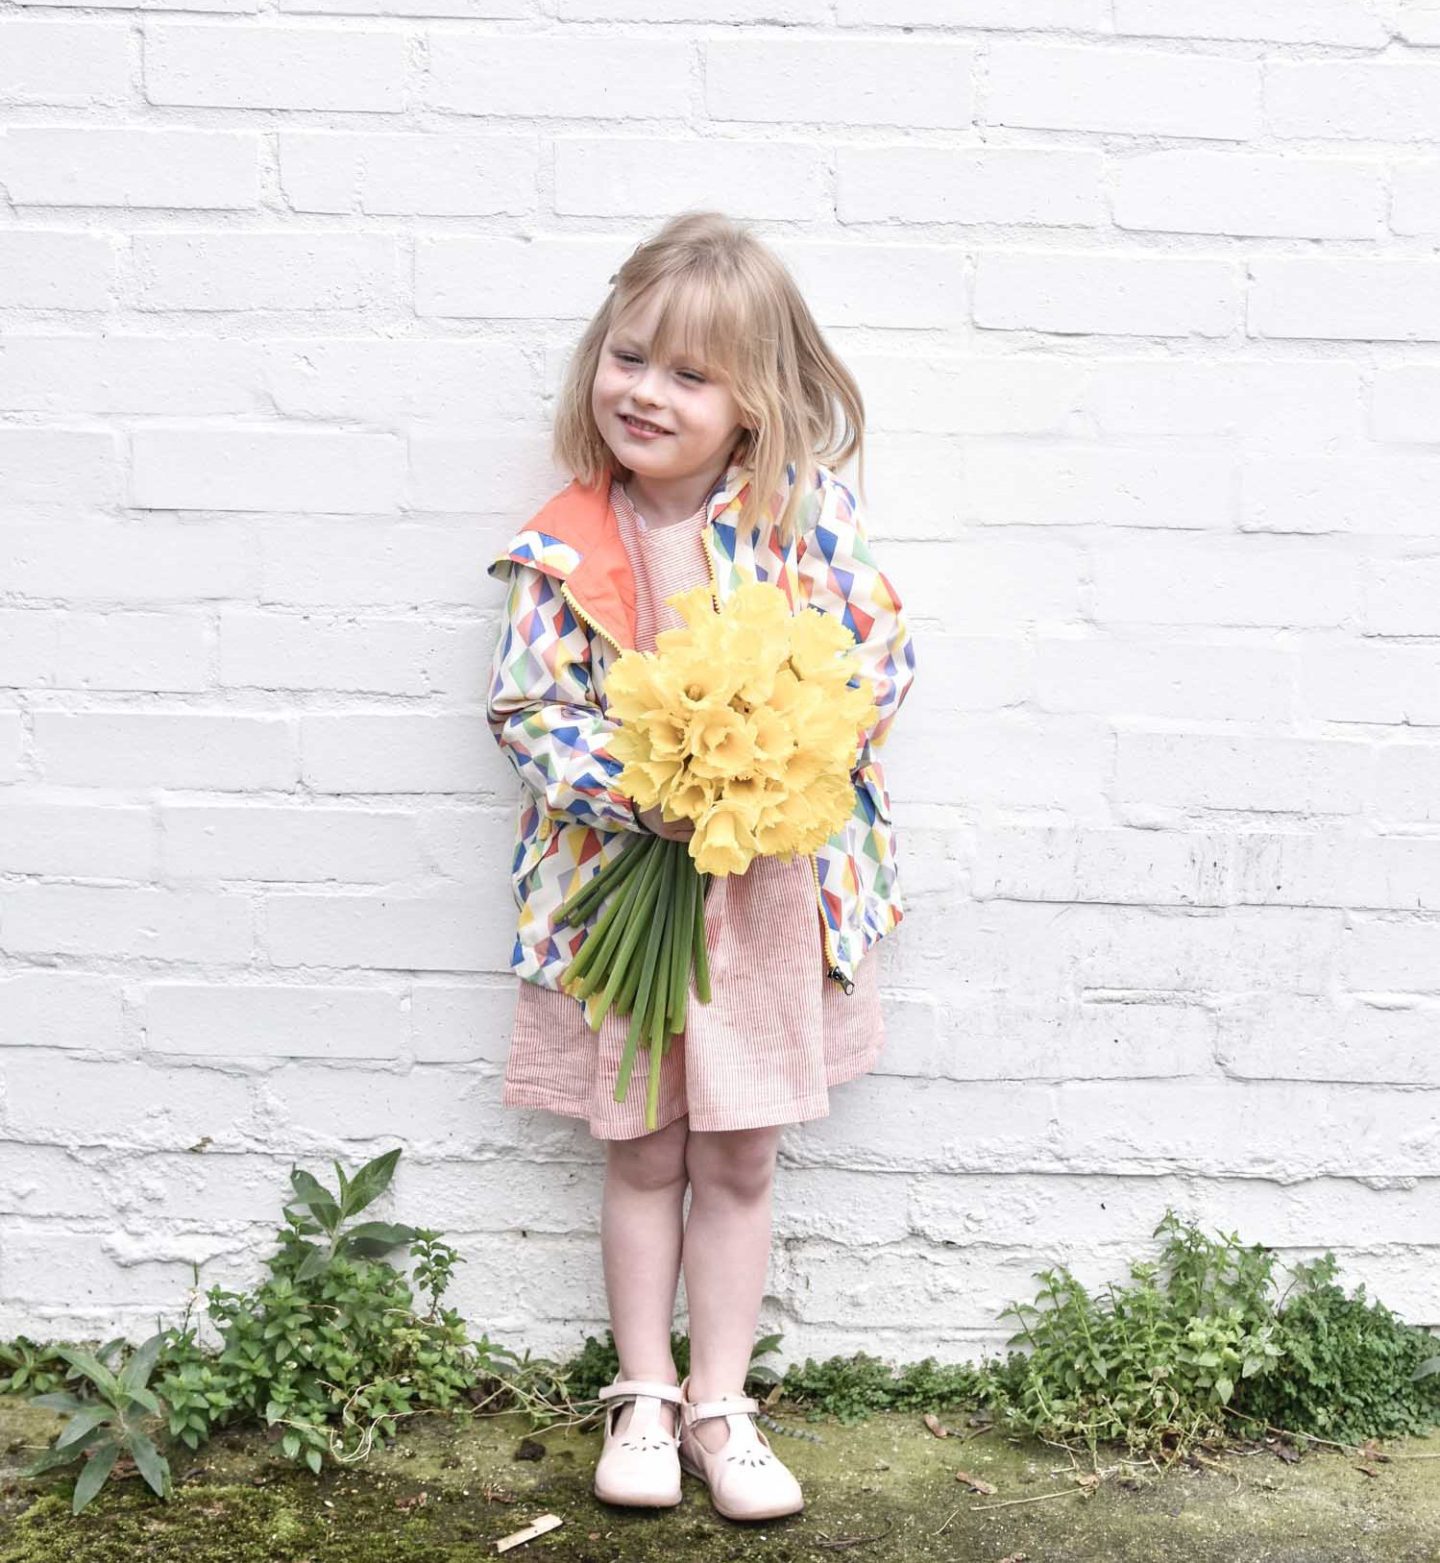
[{"left": 826, "top": 964, "right": 856, "bottom": 996}]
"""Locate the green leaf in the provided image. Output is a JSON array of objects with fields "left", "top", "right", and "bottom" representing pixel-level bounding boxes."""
[
  {"left": 119, "top": 1332, "right": 167, "bottom": 1395},
  {"left": 282, "top": 1431, "right": 301, "bottom": 1460},
  {"left": 294, "top": 1246, "right": 332, "bottom": 1284},
  {"left": 72, "top": 1443, "right": 119, "bottom": 1515},
  {"left": 28, "top": 1390, "right": 86, "bottom": 1413},
  {"left": 126, "top": 1387, "right": 163, "bottom": 1418},
  {"left": 24, "top": 1427, "right": 103, "bottom": 1477},
  {"left": 344, "top": 1148, "right": 403, "bottom": 1218},
  {"left": 126, "top": 1432, "right": 172, "bottom": 1501},
  {"left": 54, "top": 1346, "right": 124, "bottom": 1404},
  {"left": 57, "top": 1404, "right": 112, "bottom": 1448},
  {"left": 288, "top": 1169, "right": 340, "bottom": 1232},
  {"left": 305, "top": 1447, "right": 323, "bottom": 1475}
]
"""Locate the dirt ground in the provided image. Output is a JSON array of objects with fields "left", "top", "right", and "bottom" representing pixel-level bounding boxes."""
[{"left": 1, "top": 1392, "right": 1437, "bottom": 1562}]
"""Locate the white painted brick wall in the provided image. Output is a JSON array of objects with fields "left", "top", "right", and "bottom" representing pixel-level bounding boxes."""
[{"left": 2, "top": 1, "right": 1438, "bottom": 1371}]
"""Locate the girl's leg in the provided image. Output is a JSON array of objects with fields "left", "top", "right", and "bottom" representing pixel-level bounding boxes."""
[
  {"left": 681, "top": 1124, "right": 785, "bottom": 1454},
  {"left": 600, "top": 1113, "right": 691, "bottom": 1435}
]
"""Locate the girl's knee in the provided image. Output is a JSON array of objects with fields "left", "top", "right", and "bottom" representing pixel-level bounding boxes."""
[
  {"left": 685, "top": 1125, "right": 781, "bottom": 1202},
  {"left": 607, "top": 1114, "right": 690, "bottom": 1192}
]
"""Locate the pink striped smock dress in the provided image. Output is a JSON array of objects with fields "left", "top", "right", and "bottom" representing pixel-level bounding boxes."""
[{"left": 501, "top": 477, "right": 885, "bottom": 1140}]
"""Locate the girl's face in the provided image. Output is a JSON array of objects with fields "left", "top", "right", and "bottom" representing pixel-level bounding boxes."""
[{"left": 591, "top": 291, "right": 747, "bottom": 487}]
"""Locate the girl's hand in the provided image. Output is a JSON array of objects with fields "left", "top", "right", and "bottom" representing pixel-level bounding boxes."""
[{"left": 637, "top": 802, "right": 694, "bottom": 842}]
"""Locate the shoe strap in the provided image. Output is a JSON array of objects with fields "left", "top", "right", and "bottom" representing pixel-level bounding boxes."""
[
  {"left": 598, "top": 1379, "right": 683, "bottom": 1405},
  {"left": 684, "top": 1395, "right": 760, "bottom": 1424}
]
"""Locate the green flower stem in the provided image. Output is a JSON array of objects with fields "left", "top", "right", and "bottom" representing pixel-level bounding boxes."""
[
  {"left": 692, "top": 863, "right": 712, "bottom": 1004},
  {"left": 556, "top": 835, "right": 645, "bottom": 928},
  {"left": 668, "top": 852, "right": 698, "bottom": 1035},
  {"left": 589, "top": 840, "right": 668, "bottom": 1029},
  {"left": 562, "top": 846, "right": 648, "bottom": 997},
  {"left": 566, "top": 836, "right": 660, "bottom": 999},
  {"left": 644, "top": 847, "right": 679, "bottom": 1129},
  {"left": 614, "top": 880, "right": 669, "bottom": 1107}
]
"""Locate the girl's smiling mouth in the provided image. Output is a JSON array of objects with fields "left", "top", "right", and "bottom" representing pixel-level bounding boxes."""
[{"left": 620, "top": 413, "right": 672, "bottom": 436}]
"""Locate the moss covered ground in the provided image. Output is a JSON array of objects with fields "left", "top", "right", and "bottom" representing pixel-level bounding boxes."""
[{"left": 1, "top": 1393, "right": 1437, "bottom": 1562}]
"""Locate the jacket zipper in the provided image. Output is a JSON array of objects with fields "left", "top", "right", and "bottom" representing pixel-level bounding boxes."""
[{"left": 559, "top": 580, "right": 623, "bottom": 656}]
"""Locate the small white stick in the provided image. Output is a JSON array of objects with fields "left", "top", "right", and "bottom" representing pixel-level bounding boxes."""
[{"left": 495, "top": 1512, "right": 564, "bottom": 1553}]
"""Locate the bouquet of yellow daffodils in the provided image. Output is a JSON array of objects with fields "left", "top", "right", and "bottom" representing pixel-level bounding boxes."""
[{"left": 554, "top": 579, "right": 875, "bottom": 1129}]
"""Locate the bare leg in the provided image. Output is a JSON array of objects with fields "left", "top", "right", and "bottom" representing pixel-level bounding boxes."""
[
  {"left": 600, "top": 1114, "right": 690, "bottom": 1436},
  {"left": 681, "top": 1124, "right": 784, "bottom": 1453}
]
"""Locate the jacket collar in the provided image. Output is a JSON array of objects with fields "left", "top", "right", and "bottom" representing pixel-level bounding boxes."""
[{"left": 506, "top": 457, "right": 752, "bottom": 651}]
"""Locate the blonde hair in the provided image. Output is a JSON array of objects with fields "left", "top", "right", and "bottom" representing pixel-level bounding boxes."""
[{"left": 552, "top": 211, "right": 866, "bottom": 550}]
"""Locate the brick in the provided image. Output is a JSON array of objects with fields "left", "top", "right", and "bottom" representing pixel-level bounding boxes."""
[
  {"left": 771, "top": 240, "right": 965, "bottom": 330},
  {"left": 1242, "top": 455, "right": 1440, "bottom": 537},
  {"left": 259, "top": 338, "right": 537, "bottom": 423},
  {"left": 299, "top": 712, "right": 496, "bottom": 793},
  {"left": 556, "top": 137, "right": 828, "bottom": 220},
  {"left": 986, "top": 43, "right": 1260, "bottom": 140},
  {"left": 132, "top": 428, "right": 404, "bottom": 514},
  {"left": 1114, "top": 150, "right": 1382, "bottom": 240},
  {"left": 261, "top": 893, "right": 502, "bottom": 972},
  {"left": 0, "top": 232, "right": 114, "bottom": 309},
  {"left": 882, "top": 714, "right": 1110, "bottom": 811},
  {"left": 0, "top": 20, "right": 132, "bottom": 104},
  {"left": 219, "top": 609, "right": 483, "bottom": 696},
  {"left": 1267, "top": 60, "right": 1440, "bottom": 141},
  {"left": 33, "top": 711, "right": 296, "bottom": 790},
  {"left": 1251, "top": 258, "right": 1440, "bottom": 342},
  {"left": 707, "top": 37, "right": 975, "bottom": 129},
  {"left": 159, "top": 803, "right": 423, "bottom": 882},
  {"left": 0, "top": 128, "right": 258, "bottom": 210},
  {"left": 974, "top": 251, "right": 1240, "bottom": 338},
  {"left": 407, "top": 432, "right": 559, "bottom": 514},
  {"left": 1, "top": 1052, "right": 253, "bottom": 1148},
  {"left": 144, "top": 23, "right": 406, "bottom": 111},
  {"left": 1364, "top": 555, "right": 1440, "bottom": 635},
  {"left": 144, "top": 984, "right": 406, "bottom": 1060},
  {"left": 1115, "top": 0, "right": 1391, "bottom": 46},
  {"left": 838, "top": 145, "right": 1103, "bottom": 227},
  {"left": 0, "top": 713, "right": 18, "bottom": 783},
  {"left": 0, "top": 973, "right": 124, "bottom": 1050},
  {"left": 416, "top": 235, "right": 629, "bottom": 319},
  {"left": 0, "top": 886, "right": 251, "bottom": 963},
  {"left": 2, "top": 520, "right": 258, "bottom": 604},
  {"left": 1115, "top": 732, "right": 1369, "bottom": 815},
  {"left": 0, "top": 429, "right": 119, "bottom": 508},
  {"left": 0, "top": 609, "right": 209, "bottom": 692},
  {"left": 425, "top": 33, "right": 691, "bottom": 118},
  {"left": 894, "top": 535, "right": 1082, "bottom": 630},
  {"left": 838, "top": 354, "right": 1083, "bottom": 437},
  {"left": 939, "top": 993, "right": 1214, "bottom": 1081},
  {"left": 972, "top": 825, "right": 1227, "bottom": 907},
  {"left": 413, "top": 806, "right": 515, "bottom": 887},
  {"left": 1343, "top": 915, "right": 1440, "bottom": 992},
  {"left": 1093, "top": 536, "right": 1357, "bottom": 630},
  {"left": 563, "top": 0, "right": 825, "bottom": 17},
  {"left": 1300, "top": 640, "right": 1438, "bottom": 725},
  {"left": 0, "top": 1146, "right": 113, "bottom": 1218},
  {"left": 1036, "top": 635, "right": 1290, "bottom": 723},
  {"left": 1081, "top": 361, "right": 1361, "bottom": 448},
  {"left": 1390, "top": 163, "right": 1440, "bottom": 236},
  {"left": 1213, "top": 1000, "right": 1438, "bottom": 1087},
  {"left": 1373, "top": 742, "right": 1440, "bottom": 824},
  {"left": 0, "top": 335, "right": 259, "bottom": 415},
  {"left": 0, "top": 803, "right": 154, "bottom": 879},
  {"left": 1398, "top": 0, "right": 1440, "bottom": 44},
  {"left": 133, "top": 232, "right": 399, "bottom": 312},
  {"left": 258, "top": 520, "right": 487, "bottom": 609},
  {"left": 966, "top": 444, "right": 1233, "bottom": 529},
  {"left": 279, "top": 131, "right": 538, "bottom": 216},
  {"left": 837, "top": 0, "right": 1107, "bottom": 24},
  {"left": 410, "top": 981, "right": 515, "bottom": 1065}
]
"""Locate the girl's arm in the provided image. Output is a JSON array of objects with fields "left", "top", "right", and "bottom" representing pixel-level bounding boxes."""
[
  {"left": 486, "top": 562, "right": 645, "bottom": 834},
  {"left": 795, "top": 477, "right": 917, "bottom": 774}
]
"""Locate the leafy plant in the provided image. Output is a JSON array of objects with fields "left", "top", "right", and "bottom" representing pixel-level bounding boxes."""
[
  {"left": 0, "top": 1335, "right": 72, "bottom": 1398},
  {"left": 1235, "top": 1252, "right": 1440, "bottom": 1446},
  {"left": 24, "top": 1333, "right": 172, "bottom": 1514}
]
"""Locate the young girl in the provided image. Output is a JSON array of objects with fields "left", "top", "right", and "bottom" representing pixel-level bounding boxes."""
[{"left": 484, "top": 211, "right": 916, "bottom": 1523}]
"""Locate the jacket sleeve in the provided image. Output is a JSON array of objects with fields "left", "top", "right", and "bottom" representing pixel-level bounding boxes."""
[
  {"left": 486, "top": 561, "right": 645, "bottom": 834},
  {"left": 794, "top": 477, "right": 917, "bottom": 775}
]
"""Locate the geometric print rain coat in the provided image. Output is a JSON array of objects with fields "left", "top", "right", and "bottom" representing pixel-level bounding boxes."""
[{"left": 484, "top": 455, "right": 917, "bottom": 997}]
